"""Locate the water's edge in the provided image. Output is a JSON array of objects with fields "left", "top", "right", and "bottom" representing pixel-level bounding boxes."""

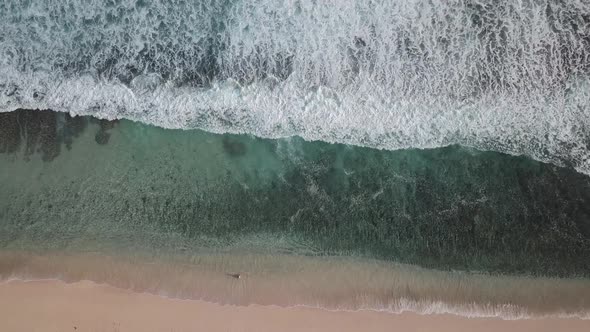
[{"left": 1, "top": 251, "right": 589, "bottom": 320}]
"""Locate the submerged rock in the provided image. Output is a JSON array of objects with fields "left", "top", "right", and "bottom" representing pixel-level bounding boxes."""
[
  {"left": 222, "top": 136, "right": 247, "bottom": 157},
  {"left": 62, "top": 113, "right": 87, "bottom": 150},
  {"left": 95, "top": 130, "right": 111, "bottom": 145},
  {"left": 0, "top": 109, "right": 59, "bottom": 161},
  {"left": 0, "top": 112, "right": 21, "bottom": 154},
  {"left": 94, "top": 119, "right": 119, "bottom": 145}
]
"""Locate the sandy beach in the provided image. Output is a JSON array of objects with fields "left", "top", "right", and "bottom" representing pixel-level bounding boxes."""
[
  {"left": 0, "top": 279, "right": 588, "bottom": 332},
  {"left": 2, "top": 251, "right": 590, "bottom": 318}
]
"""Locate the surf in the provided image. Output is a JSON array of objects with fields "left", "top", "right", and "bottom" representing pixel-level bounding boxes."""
[{"left": 0, "top": 0, "right": 589, "bottom": 174}]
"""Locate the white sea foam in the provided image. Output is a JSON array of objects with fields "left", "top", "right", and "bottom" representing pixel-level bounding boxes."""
[{"left": 1, "top": 0, "right": 589, "bottom": 173}]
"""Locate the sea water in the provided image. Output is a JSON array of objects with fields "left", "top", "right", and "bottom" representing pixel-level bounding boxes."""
[
  {"left": 0, "top": 109, "right": 589, "bottom": 276},
  {"left": 0, "top": 0, "right": 589, "bottom": 172},
  {"left": 1, "top": 0, "right": 590, "bottom": 319}
]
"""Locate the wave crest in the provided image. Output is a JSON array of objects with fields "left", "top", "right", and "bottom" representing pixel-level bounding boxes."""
[{"left": 1, "top": 0, "right": 589, "bottom": 173}]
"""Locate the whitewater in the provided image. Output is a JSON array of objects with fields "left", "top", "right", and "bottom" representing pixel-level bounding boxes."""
[{"left": 1, "top": 0, "right": 589, "bottom": 173}]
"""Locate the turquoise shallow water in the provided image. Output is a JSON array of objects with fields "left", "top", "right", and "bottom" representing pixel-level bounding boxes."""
[{"left": 1, "top": 109, "right": 589, "bottom": 278}]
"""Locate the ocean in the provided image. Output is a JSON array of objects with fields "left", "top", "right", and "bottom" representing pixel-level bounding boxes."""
[{"left": 0, "top": 0, "right": 589, "bottom": 320}]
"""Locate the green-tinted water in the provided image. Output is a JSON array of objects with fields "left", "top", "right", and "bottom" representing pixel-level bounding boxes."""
[{"left": 1, "top": 110, "right": 589, "bottom": 277}]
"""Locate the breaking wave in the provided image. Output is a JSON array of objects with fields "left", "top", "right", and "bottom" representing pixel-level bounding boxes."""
[{"left": 1, "top": 0, "right": 589, "bottom": 173}]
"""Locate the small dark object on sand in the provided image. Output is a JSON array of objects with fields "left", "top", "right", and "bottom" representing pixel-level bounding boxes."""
[{"left": 226, "top": 273, "right": 242, "bottom": 279}]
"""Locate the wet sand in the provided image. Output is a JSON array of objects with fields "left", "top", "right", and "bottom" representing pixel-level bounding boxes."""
[
  {"left": 1, "top": 279, "right": 589, "bottom": 332},
  {"left": 1, "top": 251, "right": 590, "bottom": 319}
]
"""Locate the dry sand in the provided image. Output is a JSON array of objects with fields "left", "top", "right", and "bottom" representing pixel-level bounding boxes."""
[{"left": 0, "top": 279, "right": 589, "bottom": 332}]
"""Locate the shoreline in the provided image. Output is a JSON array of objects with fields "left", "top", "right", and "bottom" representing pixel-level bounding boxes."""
[
  {"left": 1, "top": 279, "right": 589, "bottom": 332},
  {"left": 1, "top": 250, "right": 589, "bottom": 320},
  {"left": 3, "top": 276, "right": 589, "bottom": 321}
]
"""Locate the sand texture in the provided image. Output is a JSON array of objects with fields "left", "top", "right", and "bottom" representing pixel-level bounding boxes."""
[{"left": 0, "top": 279, "right": 589, "bottom": 332}]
